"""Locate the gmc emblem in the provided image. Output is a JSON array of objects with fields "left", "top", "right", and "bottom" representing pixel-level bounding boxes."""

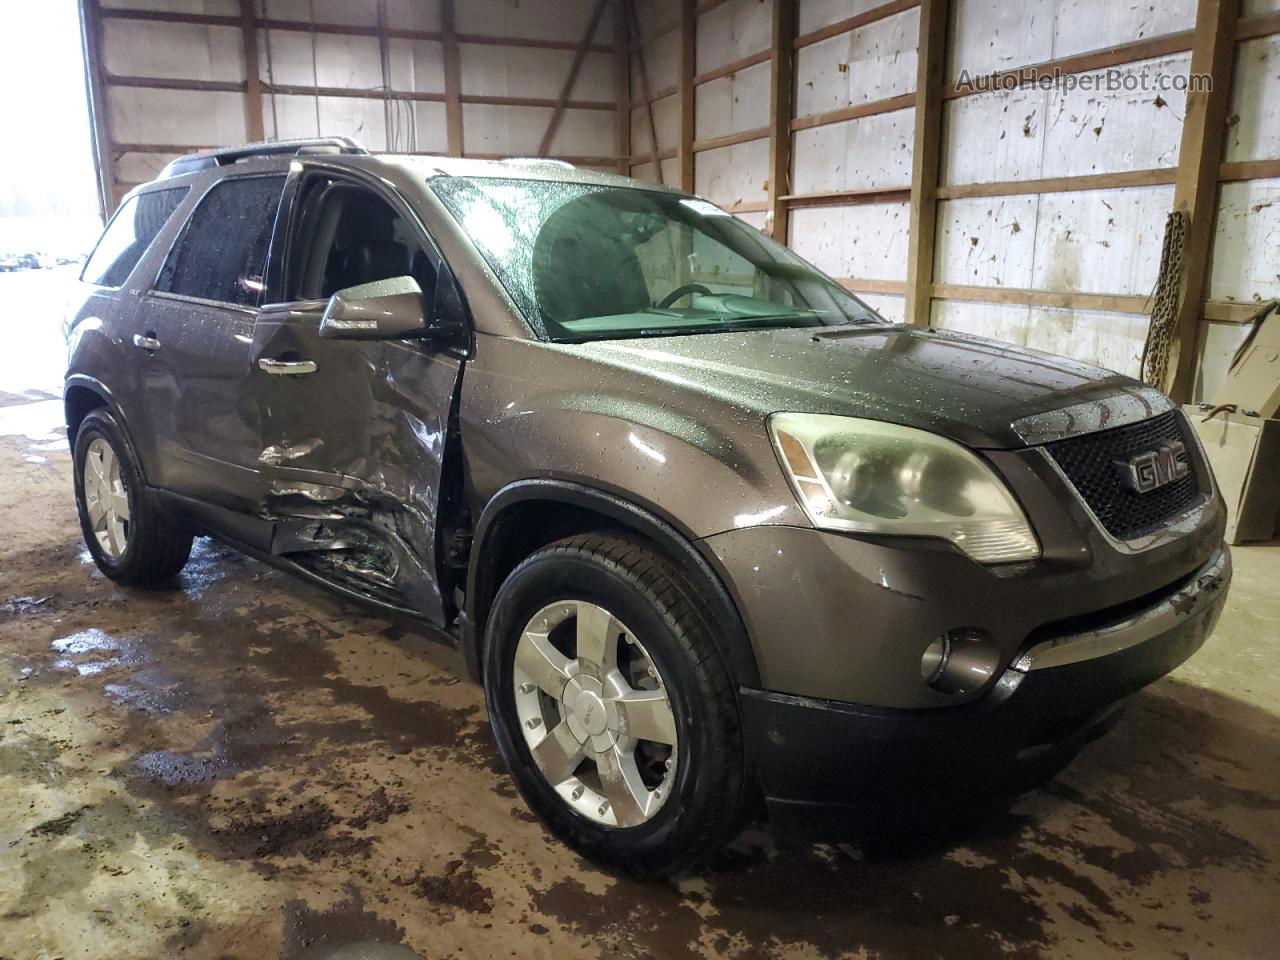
[{"left": 1115, "top": 440, "right": 1189, "bottom": 494}]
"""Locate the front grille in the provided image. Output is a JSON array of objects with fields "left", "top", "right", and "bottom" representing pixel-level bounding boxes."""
[{"left": 1045, "top": 410, "right": 1202, "bottom": 540}]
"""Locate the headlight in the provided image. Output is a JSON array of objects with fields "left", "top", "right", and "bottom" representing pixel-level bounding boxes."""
[{"left": 769, "top": 413, "right": 1040, "bottom": 564}]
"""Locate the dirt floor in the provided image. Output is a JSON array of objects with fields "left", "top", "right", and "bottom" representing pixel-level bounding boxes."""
[{"left": 2, "top": 276, "right": 1280, "bottom": 959}]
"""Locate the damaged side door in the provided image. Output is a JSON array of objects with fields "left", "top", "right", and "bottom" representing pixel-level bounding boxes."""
[{"left": 250, "top": 166, "right": 469, "bottom": 625}]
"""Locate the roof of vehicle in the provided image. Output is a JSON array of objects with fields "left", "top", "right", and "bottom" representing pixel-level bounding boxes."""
[{"left": 151, "top": 137, "right": 679, "bottom": 195}]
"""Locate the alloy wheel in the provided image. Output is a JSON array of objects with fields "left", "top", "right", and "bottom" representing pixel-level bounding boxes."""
[
  {"left": 83, "top": 436, "right": 130, "bottom": 559},
  {"left": 512, "top": 600, "right": 678, "bottom": 828}
]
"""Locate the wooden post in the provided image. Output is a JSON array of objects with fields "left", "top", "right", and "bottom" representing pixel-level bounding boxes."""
[
  {"left": 239, "top": 0, "right": 265, "bottom": 141},
  {"left": 903, "top": 0, "right": 948, "bottom": 327},
  {"left": 376, "top": 0, "right": 392, "bottom": 150},
  {"left": 538, "top": 0, "right": 609, "bottom": 157},
  {"left": 677, "top": 0, "right": 696, "bottom": 191},
  {"left": 1167, "top": 0, "right": 1239, "bottom": 402},
  {"left": 766, "top": 0, "right": 795, "bottom": 241},
  {"left": 614, "top": 0, "right": 631, "bottom": 175},
  {"left": 441, "top": 0, "right": 465, "bottom": 156},
  {"left": 79, "top": 0, "right": 116, "bottom": 217}
]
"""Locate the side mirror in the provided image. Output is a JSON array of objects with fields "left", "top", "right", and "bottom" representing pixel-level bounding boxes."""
[{"left": 319, "top": 275, "right": 428, "bottom": 340}]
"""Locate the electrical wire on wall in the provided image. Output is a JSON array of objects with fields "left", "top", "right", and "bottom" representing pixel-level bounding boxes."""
[{"left": 258, "top": 0, "right": 419, "bottom": 152}]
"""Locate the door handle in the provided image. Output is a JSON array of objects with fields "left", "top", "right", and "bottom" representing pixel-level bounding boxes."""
[
  {"left": 258, "top": 358, "right": 318, "bottom": 376},
  {"left": 132, "top": 333, "right": 161, "bottom": 352}
]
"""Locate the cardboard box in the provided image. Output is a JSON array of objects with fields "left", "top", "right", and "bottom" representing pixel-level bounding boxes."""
[
  {"left": 1186, "top": 405, "right": 1280, "bottom": 545},
  {"left": 1212, "top": 305, "right": 1280, "bottom": 419}
]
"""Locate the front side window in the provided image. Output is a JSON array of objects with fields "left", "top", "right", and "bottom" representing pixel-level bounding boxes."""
[
  {"left": 157, "top": 175, "right": 286, "bottom": 306},
  {"left": 429, "top": 176, "right": 882, "bottom": 342},
  {"left": 285, "top": 177, "right": 438, "bottom": 303},
  {"left": 81, "top": 187, "right": 187, "bottom": 287}
]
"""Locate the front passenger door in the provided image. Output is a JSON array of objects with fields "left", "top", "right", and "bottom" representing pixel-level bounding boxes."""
[{"left": 250, "top": 172, "right": 466, "bottom": 624}]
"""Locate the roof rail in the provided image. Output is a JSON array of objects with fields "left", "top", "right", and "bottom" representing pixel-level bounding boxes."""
[
  {"left": 501, "top": 157, "right": 576, "bottom": 169},
  {"left": 158, "top": 137, "right": 368, "bottom": 179}
]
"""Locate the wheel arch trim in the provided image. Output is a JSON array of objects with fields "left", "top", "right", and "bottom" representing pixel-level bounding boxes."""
[
  {"left": 64, "top": 375, "right": 150, "bottom": 486},
  {"left": 464, "top": 478, "right": 760, "bottom": 689}
]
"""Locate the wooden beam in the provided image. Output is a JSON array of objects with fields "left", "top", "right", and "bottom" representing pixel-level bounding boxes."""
[
  {"left": 1219, "top": 159, "right": 1280, "bottom": 183},
  {"left": 937, "top": 167, "right": 1178, "bottom": 200},
  {"left": 441, "top": 0, "right": 464, "bottom": 155},
  {"left": 678, "top": 0, "right": 696, "bottom": 191},
  {"left": 80, "top": 0, "right": 116, "bottom": 217},
  {"left": 1167, "top": 0, "right": 1239, "bottom": 402},
  {"left": 99, "top": 8, "right": 615, "bottom": 52},
  {"left": 107, "top": 74, "right": 247, "bottom": 93},
  {"left": 626, "top": 0, "right": 663, "bottom": 182},
  {"left": 625, "top": 147, "right": 677, "bottom": 163},
  {"left": 261, "top": 81, "right": 440, "bottom": 101},
  {"left": 539, "top": 0, "right": 609, "bottom": 157},
  {"left": 1204, "top": 300, "right": 1274, "bottom": 323},
  {"left": 767, "top": 0, "right": 796, "bottom": 242},
  {"left": 238, "top": 0, "right": 265, "bottom": 141},
  {"left": 790, "top": 92, "right": 914, "bottom": 133},
  {"left": 694, "top": 49, "right": 772, "bottom": 87},
  {"left": 795, "top": 0, "right": 919, "bottom": 50},
  {"left": 455, "top": 32, "right": 611, "bottom": 53},
  {"left": 1236, "top": 10, "right": 1280, "bottom": 40},
  {"left": 839, "top": 278, "right": 908, "bottom": 296},
  {"left": 904, "top": 0, "right": 948, "bottom": 327},
  {"left": 931, "top": 284, "right": 1152, "bottom": 314},
  {"left": 630, "top": 84, "right": 678, "bottom": 108},
  {"left": 693, "top": 126, "right": 769, "bottom": 153},
  {"left": 783, "top": 186, "right": 912, "bottom": 208},
  {"left": 614, "top": 0, "right": 631, "bottom": 175}
]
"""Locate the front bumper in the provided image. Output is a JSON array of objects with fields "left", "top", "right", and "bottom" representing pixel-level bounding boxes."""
[{"left": 738, "top": 547, "right": 1230, "bottom": 839}]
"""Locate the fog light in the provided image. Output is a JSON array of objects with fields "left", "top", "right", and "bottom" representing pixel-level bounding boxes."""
[{"left": 921, "top": 628, "right": 1000, "bottom": 695}]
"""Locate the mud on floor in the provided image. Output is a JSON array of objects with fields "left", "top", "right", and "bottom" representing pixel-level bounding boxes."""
[{"left": 2, "top": 419, "right": 1280, "bottom": 960}]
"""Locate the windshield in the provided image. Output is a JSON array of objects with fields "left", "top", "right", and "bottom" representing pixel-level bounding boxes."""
[{"left": 429, "top": 176, "right": 884, "bottom": 342}]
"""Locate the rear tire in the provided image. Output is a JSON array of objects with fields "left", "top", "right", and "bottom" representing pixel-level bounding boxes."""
[
  {"left": 484, "top": 532, "right": 749, "bottom": 876},
  {"left": 73, "top": 408, "right": 192, "bottom": 585}
]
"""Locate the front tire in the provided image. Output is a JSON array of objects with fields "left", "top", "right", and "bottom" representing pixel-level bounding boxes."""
[
  {"left": 72, "top": 408, "right": 193, "bottom": 585},
  {"left": 484, "top": 532, "right": 749, "bottom": 876}
]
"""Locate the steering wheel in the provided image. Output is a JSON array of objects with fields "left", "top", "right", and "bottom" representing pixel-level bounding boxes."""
[{"left": 656, "top": 283, "right": 712, "bottom": 309}]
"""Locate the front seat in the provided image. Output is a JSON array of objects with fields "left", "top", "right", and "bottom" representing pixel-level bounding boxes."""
[{"left": 533, "top": 197, "right": 652, "bottom": 325}]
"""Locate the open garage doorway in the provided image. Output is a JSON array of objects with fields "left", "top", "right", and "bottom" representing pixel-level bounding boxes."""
[{"left": 0, "top": 0, "right": 101, "bottom": 403}]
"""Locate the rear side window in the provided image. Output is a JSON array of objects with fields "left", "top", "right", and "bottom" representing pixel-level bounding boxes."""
[
  {"left": 157, "top": 175, "right": 285, "bottom": 306},
  {"left": 81, "top": 188, "right": 187, "bottom": 287}
]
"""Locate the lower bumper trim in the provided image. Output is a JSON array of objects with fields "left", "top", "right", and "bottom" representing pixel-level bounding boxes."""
[{"left": 740, "top": 549, "right": 1230, "bottom": 840}]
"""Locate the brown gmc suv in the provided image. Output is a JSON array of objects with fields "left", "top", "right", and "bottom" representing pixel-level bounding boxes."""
[{"left": 66, "top": 138, "right": 1230, "bottom": 874}]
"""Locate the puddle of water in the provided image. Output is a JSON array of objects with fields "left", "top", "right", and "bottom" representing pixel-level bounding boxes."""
[
  {"left": 133, "top": 750, "right": 232, "bottom": 787},
  {"left": 51, "top": 628, "right": 129, "bottom": 677},
  {"left": 0, "top": 398, "right": 65, "bottom": 443},
  {"left": 52, "top": 628, "right": 118, "bottom": 656}
]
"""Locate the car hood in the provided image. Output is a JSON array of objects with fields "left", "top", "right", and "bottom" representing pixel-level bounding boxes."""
[{"left": 566, "top": 324, "right": 1154, "bottom": 449}]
